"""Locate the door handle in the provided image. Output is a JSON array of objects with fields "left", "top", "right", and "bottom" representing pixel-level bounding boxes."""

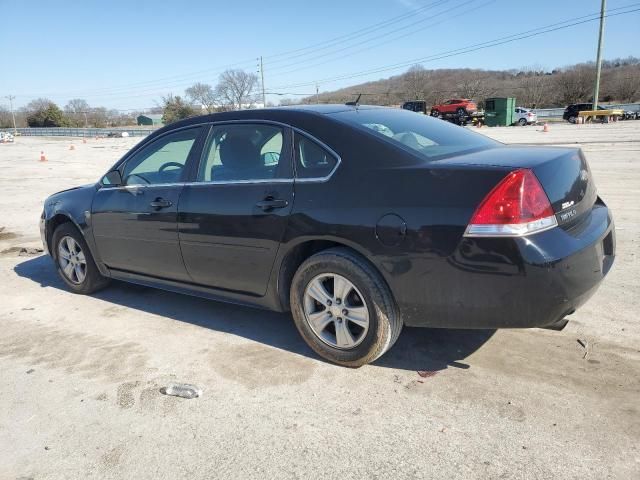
[
  {"left": 149, "top": 198, "right": 173, "bottom": 209},
  {"left": 256, "top": 197, "right": 288, "bottom": 211}
]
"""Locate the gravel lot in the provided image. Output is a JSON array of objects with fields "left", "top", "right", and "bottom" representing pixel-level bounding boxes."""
[{"left": 0, "top": 121, "right": 638, "bottom": 479}]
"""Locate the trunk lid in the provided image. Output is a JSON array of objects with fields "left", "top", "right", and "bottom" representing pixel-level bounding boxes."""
[{"left": 433, "top": 145, "right": 597, "bottom": 228}]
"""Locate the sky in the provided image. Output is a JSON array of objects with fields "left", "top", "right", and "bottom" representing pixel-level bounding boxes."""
[{"left": 0, "top": 0, "right": 638, "bottom": 111}]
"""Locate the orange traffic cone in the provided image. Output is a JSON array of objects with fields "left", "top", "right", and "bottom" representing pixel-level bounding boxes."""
[
  {"left": 543, "top": 123, "right": 549, "bottom": 133},
  {"left": 69, "top": 144, "right": 75, "bottom": 151},
  {"left": 39, "top": 151, "right": 47, "bottom": 162}
]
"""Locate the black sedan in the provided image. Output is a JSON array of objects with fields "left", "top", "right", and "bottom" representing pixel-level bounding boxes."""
[{"left": 40, "top": 105, "right": 615, "bottom": 366}]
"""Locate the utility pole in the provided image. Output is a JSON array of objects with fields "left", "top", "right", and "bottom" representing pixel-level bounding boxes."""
[
  {"left": 259, "top": 56, "right": 266, "bottom": 108},
  {"left": 593, "top": 0, "right": 606, "bottom": 109},
  {"left": 316, "top": 84, "right": 319, "bottom": 104},
  {"left": 4, "top": 95, "right": 17, "bottom": 134}
]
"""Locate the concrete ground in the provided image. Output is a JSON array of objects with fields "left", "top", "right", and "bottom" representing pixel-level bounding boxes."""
[{"left": 0, "top": 122, "right": 638, "bottom": 479}]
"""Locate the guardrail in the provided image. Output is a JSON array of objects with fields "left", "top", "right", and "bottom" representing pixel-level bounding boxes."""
[
  {"left": 533, "top": 103, "right": 640, "bottom": 119},
  {"left": 0, "top": 127, "right": 154, "bottom": 137}
]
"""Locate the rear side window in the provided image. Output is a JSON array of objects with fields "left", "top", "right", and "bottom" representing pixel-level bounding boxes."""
[
  {"left": 294, "top": 134, "right": 338, "bottom": 179},
  {"left": 331, "top": 108, "right": 497, "bottom": 162}
]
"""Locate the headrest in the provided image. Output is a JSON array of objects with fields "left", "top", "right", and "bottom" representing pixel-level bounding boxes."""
[{"left": 219, "top": 134, "right": 261, "bottom": 170}]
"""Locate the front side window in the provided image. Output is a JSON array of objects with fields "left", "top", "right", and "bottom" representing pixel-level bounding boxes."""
[
  {"left": 197, "top": 124, "right": 286, "bottom": 182},
  {"left": 122, "top": 127, "right": 202, "bottom": 185},
  {"left": 294, "top": 134, "right": 338, "bottom": 179}
]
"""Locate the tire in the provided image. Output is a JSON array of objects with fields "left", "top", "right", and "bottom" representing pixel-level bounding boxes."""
[
  {"left": 430, "top": 109, "right": 439, "bottom": 117},
  {"left": 290, "top": 247, "right": 402, "bottom": 367},
  {"left": 568, "top": 115, "right": 577, "bottom": 124},
  {"left": 52, "top": 222, "right": 110, "bottom": 294},
  {"left": 456, "top": 107, "right": 466, "bottom": 116},
  {"left": 518, "top": 118, "right": 527, "bottom": 126}
]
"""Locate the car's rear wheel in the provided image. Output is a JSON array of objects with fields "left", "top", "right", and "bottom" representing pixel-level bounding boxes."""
[
  {"left": 456, "top": 107, "right": 466, "bottom": 116},
  {"left": 52, "top": 223, "right": 110, "bottom": 294},
  {"left": 568, "top": 115, "right": 577, "bottom": 124},
  {"left": 518, "top": 118, "right": 527, "bottom": 126},
  {"left": 290, "top": 247, "right": 402, "bottom": 367},
  {"left": 430, "top": 109, "right": 439, "bottom": 117}
]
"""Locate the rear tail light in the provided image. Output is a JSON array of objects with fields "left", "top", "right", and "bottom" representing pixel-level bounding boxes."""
[{"left": 464, "top": 169, "right": 557, "bottom": 237}]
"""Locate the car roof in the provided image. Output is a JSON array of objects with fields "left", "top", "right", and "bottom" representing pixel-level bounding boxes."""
[{"left": 161, "top": 104, "right": 387, "bottom": 131}]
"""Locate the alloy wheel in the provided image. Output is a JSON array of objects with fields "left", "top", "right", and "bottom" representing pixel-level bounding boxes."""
[
  {"left": 57, "top": 236, "right": 87, "bottom": 284},
  {"left": 303, "top": 273, "right": 370, "bottom": 349}
]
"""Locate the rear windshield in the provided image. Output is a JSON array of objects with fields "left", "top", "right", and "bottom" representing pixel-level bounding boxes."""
[{"left": 330, "top": 108, "right": 498, "bottom": 161}]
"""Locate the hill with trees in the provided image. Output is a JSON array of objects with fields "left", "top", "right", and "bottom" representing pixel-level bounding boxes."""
[{"left": 292, "top": 57, "right": 640, "bottom": 108}]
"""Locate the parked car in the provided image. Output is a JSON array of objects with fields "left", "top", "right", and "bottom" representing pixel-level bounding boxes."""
[
  {"left": 514, "top": 107, "right": 537, "bottom": 126},
  {"left": 0, "top": 132, "right": 15, "bottom": 143},
  {"left": 620, "top": 110, "right": 637, "bottom": 120},
  {"left": 40, "top": 105, "right": 615, "bottom": 367},
  {"left": 562, "top": 103, "right": 608, "bottom": 123},
  {"left": 401, "top": 100, "right": 428, "bottom": 114},
  {"left": 430, "top": 99, "right": 477, "bottom": 117}
]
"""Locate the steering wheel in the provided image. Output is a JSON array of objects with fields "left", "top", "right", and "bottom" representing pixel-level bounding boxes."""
[
  {"left": 126, "top": 173, "right": 151, "bottom": 185},
  {"left": 158, "top": 162, "right": 184, "bottom": 172}
]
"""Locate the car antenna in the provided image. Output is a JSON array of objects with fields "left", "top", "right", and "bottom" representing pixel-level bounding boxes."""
[{"left": 345, "top": 93, "right": 362, "bottom": 108}]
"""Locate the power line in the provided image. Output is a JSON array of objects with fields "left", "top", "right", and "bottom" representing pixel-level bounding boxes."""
[
  {"left": 10, "top": 3, "right": 640, "bottom": 105},
  {"left": 11, "top": 1, "right": 453, "bottom": 99},
  {"left": 270, "top": 5, "right": 640, "bottom": 90},
  {"left": 262, "top": 0, "right": 453, "bottom": 62},
  {"left": 266, "top": 0, "right": 493, "bottom": 77},
  {"left": 271, "top": 4, "right": 640, "bottom": 89}
]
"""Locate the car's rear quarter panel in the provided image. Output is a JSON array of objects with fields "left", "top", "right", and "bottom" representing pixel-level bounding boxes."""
[{"left": 283, "top": 119, "right": 614, "bottom": 329}]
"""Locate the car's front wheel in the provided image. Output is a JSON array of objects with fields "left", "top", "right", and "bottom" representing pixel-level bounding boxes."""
[
  {"left": 518, "top": 118, "right": 527, "bottom": 126},
  {"left": 52, "top": 223, "right": 110, "bottom": 294},
  {"left": 290, "top": 247, "right": 402, "bottom": 367}
]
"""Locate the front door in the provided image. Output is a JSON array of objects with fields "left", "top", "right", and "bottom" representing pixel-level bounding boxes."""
[
  {"left": 92, "top": 126, "right": 205, "bottom": 281},
  {"left": 178, "top": 122, "right": 293, "bottom": 296}
]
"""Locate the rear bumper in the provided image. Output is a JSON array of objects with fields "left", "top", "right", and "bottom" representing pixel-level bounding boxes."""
[{"left": 396, "top": 204, "right": 615, "bottom": 329}]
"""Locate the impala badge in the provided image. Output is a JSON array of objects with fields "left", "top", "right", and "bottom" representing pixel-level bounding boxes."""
[
  {"left": 560, "top": 209, "right": 577, "bottom": 222},
  {"left": 562, "top": 200, "right": 575, "bottom": 210}
]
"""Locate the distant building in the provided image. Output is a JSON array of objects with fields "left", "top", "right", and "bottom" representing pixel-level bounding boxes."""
[{"left": 136, "top": 114, "right": 164, "bottom": 126}]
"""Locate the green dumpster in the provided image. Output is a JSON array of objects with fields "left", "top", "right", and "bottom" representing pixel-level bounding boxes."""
[{"left": 484, "top": 97, "right": 516, "bottom": 127}]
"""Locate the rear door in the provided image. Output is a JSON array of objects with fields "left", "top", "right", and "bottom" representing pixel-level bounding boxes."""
[
  {"left": 92, "top": 126, "right": 205, "bottom": 281},
  {"left": 178, "top": 122, "right": 294, "bottom": 295}
]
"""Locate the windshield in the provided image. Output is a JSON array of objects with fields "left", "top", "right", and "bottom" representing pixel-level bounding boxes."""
[{"left": 330, "top": 108, "right": 498, "bottom": 161}]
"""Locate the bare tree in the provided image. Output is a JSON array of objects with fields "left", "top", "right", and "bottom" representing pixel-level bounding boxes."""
[
  {"left": 456, "top": 74, "right": 496, "bottom": 102},
  {"left": 517, "top": 66, "right": 548, "bottom": 108},
  {"left": 279, "top": 98, "right": 298, "bottom": 106},
  {"left": 553, "top": 65, "right": 595, "bottom": 105},
  {"left": 185, "top": 82, "right": 218, "bottom": 113},
  {"left": 403, "top": 64, "right": 430, "bottom": 100},
  {"left": 215, "top": 69, "right": 258, "bottom": 110},
  {"left": 64, "top": 98, "right": 90, "bottom": 127},
  {"left": 24, "top": 98, "right": 56, "bottom": 114},
  {"left": 87, "top": 107, "right": 109, "bottom": 128},
  {"left": 611, "top": 70, "right": 640, "bottom": 102}
]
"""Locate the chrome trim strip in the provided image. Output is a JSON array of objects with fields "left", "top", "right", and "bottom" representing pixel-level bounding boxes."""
[
  {"left": 463, "top": 215, "right": 558, "bottom": 237},
  {"left": 185, "top": 179, "right": 294, "bottom": 186},
  {"left": 100, "top": 179, "right": 297, "bottom": 190}
]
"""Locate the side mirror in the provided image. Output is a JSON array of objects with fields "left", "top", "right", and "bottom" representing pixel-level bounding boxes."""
[{"left": 102, "top": 170, "right": 123, "bottom": 186}]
